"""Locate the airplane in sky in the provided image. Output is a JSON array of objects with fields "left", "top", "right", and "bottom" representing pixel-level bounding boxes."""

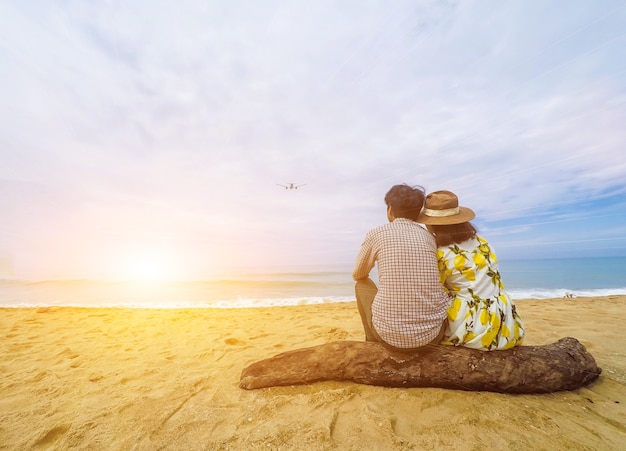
[{"left": 276, "top": 183, "right": 306, "bottom": 190}]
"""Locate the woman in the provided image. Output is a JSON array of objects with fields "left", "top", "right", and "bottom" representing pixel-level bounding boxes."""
[{"left": 418, "top": 190, "right": 524, "bottom": 350}]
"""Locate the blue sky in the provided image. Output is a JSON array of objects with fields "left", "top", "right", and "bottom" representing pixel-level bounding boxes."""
[{"left": 1, "top": 0, "right": 626, "bottom": 280}]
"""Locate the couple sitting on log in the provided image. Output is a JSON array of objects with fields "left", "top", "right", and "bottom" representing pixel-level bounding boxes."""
[
  {"left": 353, "top": 184, "right": 525, "bottom": 353},
  {"left": 241, "top": 184, "right": 599, "bottom": 392}
]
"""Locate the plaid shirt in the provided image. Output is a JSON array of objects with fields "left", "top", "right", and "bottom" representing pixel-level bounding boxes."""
[{"left": 353, "top": 218, "right": 451, "bottom": 348}]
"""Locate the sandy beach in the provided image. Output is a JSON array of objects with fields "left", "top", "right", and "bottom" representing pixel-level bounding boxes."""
[{"left": 1, "top": 296, "right": 625, "bottom": 450}]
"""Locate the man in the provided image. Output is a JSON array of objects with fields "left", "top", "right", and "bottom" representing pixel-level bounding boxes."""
[{"left": 352, "top": 184, "right": 451, "bottom": 351}]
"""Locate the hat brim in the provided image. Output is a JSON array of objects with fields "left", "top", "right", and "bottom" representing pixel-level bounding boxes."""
[{"left": 417, "top": 206, "right": 475, "bottom": 225}]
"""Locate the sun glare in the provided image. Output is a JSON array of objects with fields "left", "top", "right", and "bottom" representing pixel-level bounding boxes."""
[
  {"left": 130, "top": 259, "right": 168, "bottom": 281},
  {"left": 122, "top": 250, "right": 177, "bottom": 282}
]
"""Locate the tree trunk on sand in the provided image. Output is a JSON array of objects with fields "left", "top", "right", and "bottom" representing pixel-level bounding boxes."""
[{"left": 240, "top": 337, "right": 601, "bottom": 394}]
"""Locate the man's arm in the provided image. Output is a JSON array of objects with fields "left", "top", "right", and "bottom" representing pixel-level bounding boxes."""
[{"left": 352, "top": 233, "right": 376, "bottom": 281}]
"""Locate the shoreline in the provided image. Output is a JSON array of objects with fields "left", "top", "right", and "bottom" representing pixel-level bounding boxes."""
[
  {"left": 2, "top": 278, "right": 626, "bottom": 309},
  {"left": 1, "top": 296, "right": 625, "bottom": 449}
]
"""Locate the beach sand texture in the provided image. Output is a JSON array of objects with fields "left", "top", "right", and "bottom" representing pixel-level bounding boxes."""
[{"left": 1, "top": 296, "right": 625, "bottom": 450}]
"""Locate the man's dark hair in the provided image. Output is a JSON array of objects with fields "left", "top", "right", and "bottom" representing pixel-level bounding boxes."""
[{"left": 384, "top": 184, "right": 426, "bottom": 220}]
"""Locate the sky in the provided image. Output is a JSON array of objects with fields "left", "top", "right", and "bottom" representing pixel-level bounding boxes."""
[{"left": 1, "top": 0, "right": 626, "bottom": 281}]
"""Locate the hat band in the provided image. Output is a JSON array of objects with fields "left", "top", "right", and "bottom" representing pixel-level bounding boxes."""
[{"left": 423, "top": 207, "right": 460, "bottom": 217}]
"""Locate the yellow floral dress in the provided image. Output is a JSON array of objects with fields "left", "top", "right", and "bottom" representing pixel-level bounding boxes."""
[{"left": 437, "top": 236, "right": 524, "bottom": 350}]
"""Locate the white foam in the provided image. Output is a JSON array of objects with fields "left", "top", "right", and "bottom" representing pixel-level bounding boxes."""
[
  {"left": 508, "top": 287, "right": 626, "bottom": 300},
  {"left": 0, "top": 295, "right": 357, "bottom": 309}
]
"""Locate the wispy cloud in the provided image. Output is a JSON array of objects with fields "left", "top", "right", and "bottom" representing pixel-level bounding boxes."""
[{"left": 1, "top": 0, "right": 625, "bottom": 278}]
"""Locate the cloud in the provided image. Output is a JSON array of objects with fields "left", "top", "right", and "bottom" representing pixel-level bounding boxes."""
[{"left": 1, "top": 0, "right": 625, "bottom": 277}]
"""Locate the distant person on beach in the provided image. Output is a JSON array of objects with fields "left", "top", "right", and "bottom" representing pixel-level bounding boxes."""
[
  {"left": 418, "top": 190, "right": 525, "bottom": 350},
  {"left": 352, "top": 184, "right": 451, "bottom": 351}
]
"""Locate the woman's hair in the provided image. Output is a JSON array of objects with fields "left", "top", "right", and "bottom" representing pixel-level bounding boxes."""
[
  {"left": 384, "top": 184, "right": 425, "bottom": 220},
  {"left": 428, "top": 222, "right": 478, "bottom": 247}
]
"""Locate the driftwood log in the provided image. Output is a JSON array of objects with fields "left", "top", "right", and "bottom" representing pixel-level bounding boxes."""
[{"left": 240, "top": 337, "right": 601, "bottom": 393}]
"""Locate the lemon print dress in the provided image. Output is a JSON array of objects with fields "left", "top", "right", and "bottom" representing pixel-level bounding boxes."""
[{"left": 437, "top": 236, "right": 525, "bottom": 350}]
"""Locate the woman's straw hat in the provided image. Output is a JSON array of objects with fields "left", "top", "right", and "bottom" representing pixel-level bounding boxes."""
[{"left": 417, "top": 190, "right": 475, "bottom": 225}]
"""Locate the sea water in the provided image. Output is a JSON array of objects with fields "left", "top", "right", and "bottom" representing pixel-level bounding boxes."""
[{"left": 1, "top": 257, "right": 625, "bottom": 308}]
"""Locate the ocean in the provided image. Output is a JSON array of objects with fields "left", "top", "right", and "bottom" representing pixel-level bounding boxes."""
[{"left": 0, "top": 257, "right": 625, "bottom": 308}]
